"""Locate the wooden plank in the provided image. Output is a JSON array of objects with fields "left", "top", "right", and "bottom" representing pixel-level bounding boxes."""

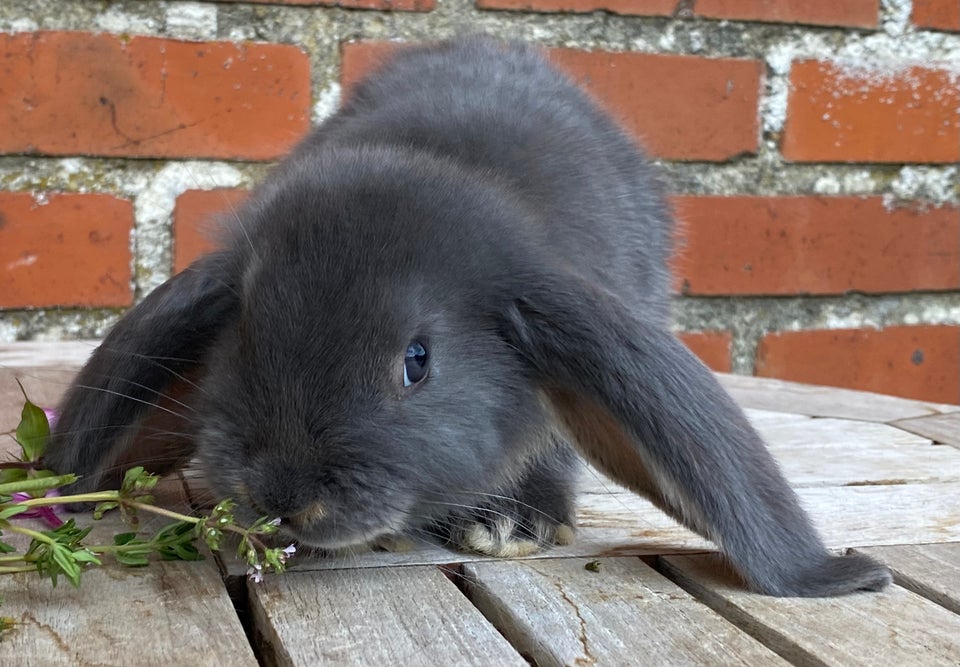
[
  {"left": 857, "top": 543, "right": 960, "bottom": 615},
  {"left": 462, "top": 557, "right": 789, "bottom": 666},
  {"left": 0, "top": 560, "right": 256, "bottom": 666},
  {"left": 753, "top": 414, "right": 931, "bottom": 450},
  {"left": 208, "top": 481, "right": 960, "bottom": 577},
  {"left": 717, "top": 372, "right": 960, "bottom": 422},
  {"left": 661, "top": 554, "right": 960, "bottom": 666},
  {"left": 0, "top": 340, "right": 97, "bottom": 368},
  {"left": 756, "top": 418, "right": 960, "bottom": 487},
  {"left": 892, "top": 412, "right": 960, "bottom": 449},
  {"left": 577, "top": 481, "right": 960, "bottom": 551},
  {"left": 0, "top": 477, "right": 256, "bottom": 666},
  {"left": 248, "top": 566, "right": 527, "bottom": 666},
  {"left": 0, "top": 341, "right": 93, "bottom": 433},
  {"left": 0, "top": 366, "right": 77, "bottom": 435}
]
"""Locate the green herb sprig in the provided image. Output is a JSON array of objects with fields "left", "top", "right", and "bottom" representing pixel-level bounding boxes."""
[{"left": 0, "top": 384, "right": 295, "bottom": 635}]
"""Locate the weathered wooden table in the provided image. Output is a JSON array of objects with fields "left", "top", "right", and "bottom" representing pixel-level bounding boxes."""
[{"left": 1, "top": 341, "right": 958, "bottom": 665}]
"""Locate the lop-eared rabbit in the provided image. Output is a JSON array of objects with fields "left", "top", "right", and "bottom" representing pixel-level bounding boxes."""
[{"left": 45, "top": 37, "right": 891, "bottom": 597}]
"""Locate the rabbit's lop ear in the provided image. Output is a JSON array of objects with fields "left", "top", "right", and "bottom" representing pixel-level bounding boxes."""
[
  {"left": 501, "top": 273, "right": 891, "bottom": 597},
  {"left": 44, "top": 252, "right": 239, "bottom": 492}
]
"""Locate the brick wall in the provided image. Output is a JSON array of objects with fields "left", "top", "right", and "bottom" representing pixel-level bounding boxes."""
[{"left": 0, "top": 0, "right": 958, "bottom": 403}]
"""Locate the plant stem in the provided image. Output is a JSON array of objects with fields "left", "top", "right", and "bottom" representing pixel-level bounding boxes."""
[
  {"left": 125, "top": 501, "right": 198, "bottom": 525},
  {"left": 0, "top": 554, "right": 31, "bottom": 563},
  {"left": 16, "top": 492, "right": 120, "bottom": 507},
  {"left": 0, "top": 565, "right": 34, "bottom": 574},
  {"left": 83, "top": 543, "right": 144, "bottom": 554},
  {"left": 0, "top": 460, "right": 36, "bottom": 470},
  {"left": 5, "top": 524, "right": 56, "bottom": 545},
  {"left": 15, "top": 494, "right": 201, "bottom": 526}
]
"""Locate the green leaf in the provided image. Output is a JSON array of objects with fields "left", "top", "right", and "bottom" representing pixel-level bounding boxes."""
[
  {"left": 115, "top": 552, "right": 150, "bottom": 567},
  {"left": 14, "top": 383, "right": 50, "bottom": 462},
  {"left": 70, "top": 549, "right": 101, "bottom": 566},
  {"left": 121, "top": 466, "right": 146, "bottom": 490},
  {"left": 94, "top": 501, "right": 120, "bottom": 520},
  {"left": 0, "top": 504, "right": 28, "bottom": 520},
  {"left": 0, "top": 468, "right": 28, "bottom": 485},
  {"left": 120, "top": 467, "right": 158, "bottom": 496},
  {"left": 0, "top": 473, "right": 77, "bottom": 496},
  {"left": 156, "top": 520, "right": 195, "bottom": 540},
  {"left": 0, "top": 540, "right": 15, "bottom": 554},
  {"left": 50, "top": 544, "right": 82, "bottom": 588},
  {"left": 113, "top": 532, "right": 138, "bottom": 546},
  {"left": 160, "top": 542, "right": 201, "bottom": 562}
]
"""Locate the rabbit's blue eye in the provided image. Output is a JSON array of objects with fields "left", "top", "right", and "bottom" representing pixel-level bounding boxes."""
[{"left": 403, "top": 341, "right": 429, "bottom": 387}]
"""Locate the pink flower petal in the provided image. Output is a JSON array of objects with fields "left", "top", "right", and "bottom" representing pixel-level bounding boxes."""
[
  {"left": 42, "top": 407, "right": 59, "bottom": 430},
  {"left": 10, "top": 490, "right": 64, "bottom": 528}
]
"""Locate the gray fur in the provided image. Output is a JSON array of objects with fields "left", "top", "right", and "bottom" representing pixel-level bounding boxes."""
[{"left": 44, "top": 37, "right": 890, "bottom": 596}]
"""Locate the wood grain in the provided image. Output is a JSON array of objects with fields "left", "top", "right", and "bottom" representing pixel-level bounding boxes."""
[
  {"left": 891, "top": 412, "right": 960, "bottom": 449},
  {"left": 248, "top": 565, "right": 526, "bottom": 666},
  {"left": 0, "top": 477, "right": 255, "bottom": 666},
  {"left": 718, "top": 372, "right": 959, "bottom": 422},
  {"left": 462, "top": 557, "right": 788, "bottom": 666},
  {"left": 576, "top": 477, "right": 960, "bottom": 550},
  {"left": 755, "top": 416, "right": 960, "bottom": 487},
  {"left": 660, "top": 553, "right": 960, "bottom": 666},
  {"left": 857, "top": 543, "right": 960, "bottom": 615},
  {"left": 206, "top": 480, "right": 960, "bottom": 579},
  {"left": 0, "top": 559, "right": 257, "bottom": 667}
]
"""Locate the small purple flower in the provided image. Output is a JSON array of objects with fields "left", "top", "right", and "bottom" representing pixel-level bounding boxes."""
[
  {"left": 280, "top": 544, "right": 296, "bottom": 563},
  {"left": 11, "top": 490, "right": 64, "bottom": 529},
  {"left": 246, "top": 564, "right": 264, "bottom": 583}
]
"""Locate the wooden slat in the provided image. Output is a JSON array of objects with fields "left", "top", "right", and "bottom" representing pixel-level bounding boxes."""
[
  {"left": 462, "top": 557, "right": 788, "bottom": 666},
  {"left": 857, "top": 543, "right": 960, "bottom": 614},
  {"left": 0, "top": 341, "right": 97, "bottom": 368},
  {"left": 757, "top": 418, "right": 960, "bottom": 487},
  {"left": 576, "top": 477, "right": 960, "bottom": 550},
  {"left": 753, "top": 414, "right": 932, "bottom": 450},
  {"left": 0, "top": 477, "right": 256, "bottom": 666},
  {"left": 0, "top": 560, "right": 256, "bottom": 667},
  {"left": 718, "top": 373, "right": 960, "bottom": 422},
  {"left": 660, "top": 554, "right": 960, "bottom": 666},
  {"left": 892, "top": 412, "right": 960, "bottom": 449},
  {"left": 248, "top": 566, "right": 527, "bottom": 666},
  {"left": 0, "top": 367, "right": 77, "bottom": 434},
  {"left": 0, "top": 341, "right": 93, "bottom": 433},
  {"left": 209, "top": 481, "right": 960, "bottom": 577}
]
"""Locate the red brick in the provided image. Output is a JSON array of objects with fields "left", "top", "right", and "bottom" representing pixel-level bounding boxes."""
[
  {"left": 912, "top": 0, "right": 960, "bottom": 31},
  {"left": 173, "top": 189, "right": 249, "bottom": 273},
  {"left": 475, "top": 0, "right": 675, "bottom": 16},
  {"left": 0, "top": 192, "right": 133, "bottom": 308},
  {"left": 340, "top": 42, "right": 399, "bottom": 94},
  {"left": 476, "top": 0, "right": 879, "bottom": 27},
  {"left": 756, "top": 326, "right": 960, "bottom": 404},
  {"left": 341, "top": 42, "right": 762, "bottom": 161},
  {"left": 213, "top": 0, "right": 434, "bottom": 8},
  {"left": 0, "top": 32, "right": 311, "bottom": 160},
  {"left": 691, "top": 0, "right": 879, "bottom": 27},
  {"left": 672, "top": 196, "right": 960, "bottom": 296},
  {"left": 679, "top": 331, "right": 733, "bottom": 372},
  {"left": 782, "top": 60, "right": 960, "bottom": 163}
]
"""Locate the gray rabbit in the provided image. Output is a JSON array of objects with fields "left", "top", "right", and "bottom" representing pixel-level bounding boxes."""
[{"left": 44, "top": 37, "right": 891, "bottom": 597}]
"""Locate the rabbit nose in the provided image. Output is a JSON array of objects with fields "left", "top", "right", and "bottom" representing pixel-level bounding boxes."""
[
  {"left": 282, "top": 502, "right": 327, "bottom": 528},
  {"left": 253, "top": 470, "right": 318, "bottom": 520}
]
